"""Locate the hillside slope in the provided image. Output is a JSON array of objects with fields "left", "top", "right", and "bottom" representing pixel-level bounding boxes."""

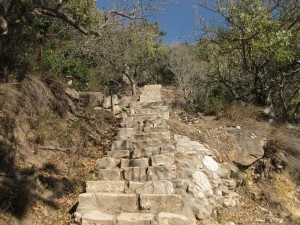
[{"left": 0, "top": 81, "right": 299, "bottom": 225}]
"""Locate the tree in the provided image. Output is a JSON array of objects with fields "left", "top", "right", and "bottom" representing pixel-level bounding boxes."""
[
  {"left": 169, "top": 43, "right": 201, "bottom": 104},
  {"left": 75, "top": 22, "right": 167, "bottom": 96},
  {"left": 195, "top": 0, "right": 300, "bottom": 120}
]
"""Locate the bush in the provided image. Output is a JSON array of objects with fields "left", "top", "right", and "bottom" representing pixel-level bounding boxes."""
[{"left": 43, "top": 49, "right": 90, "bottom": 90}]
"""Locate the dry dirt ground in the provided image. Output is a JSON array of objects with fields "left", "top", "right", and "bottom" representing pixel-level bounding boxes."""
[
  {"left": 0, "top": 85, "right": 299, "bottom": 225},
  {"left": 162, "top": 87, "right": 300, "bottom": 225}
]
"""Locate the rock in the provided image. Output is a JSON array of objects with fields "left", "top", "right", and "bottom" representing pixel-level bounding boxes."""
[
  {"left": 192, "top": 170, "right": 213, "bottom": 196},
  {"left": 80, "top": 92, "right": 103, "bottom": 108},
  {"left": 97, "top": 169, "right": 121, "bottom": 180},
  {"left": 140, "top": 194, "right": 183, "bottom": 213},
  {"left": 225, "top": 128, "right": 264, "bottom": 166},
  {"left": 157, "top": 212, "right": 188, "bottom": 225},
  {"left": 124, "top": 167, "right": 148, "bottom": 182},
  {"left": 151, "top": 153, "right": 174, "bottom": 166},
  {"left": 117, "top": 213, "right": 154, "bottom": 225},
  {"left": 203, "top": 156, "right": 219, "bottom": 172},
  {"left": 95, "top": 157, "right": 116, "bottom": 169},
  {"left": 147, "top": 165, "right": 177, "bottom": 181},
  {"left": 86, "top": 181, "right": 125, "bottom": 193},
  {"left": 103, "top": 95, "right": 120, "bottom": 108},
  {"left": 81, "top": 210, "right": 115, "bottom": 225},
  {"left": 128, "top": 181, "right": 174, "bottom": 194},
  {"left": 65, "top": 88, "right": 79, "bottom": 100}
]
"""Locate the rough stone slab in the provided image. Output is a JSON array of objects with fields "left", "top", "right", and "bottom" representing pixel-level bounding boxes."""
[
  {"left": 192, "top": 171, "right": 213, "bottom": 196},
  {"left": 223, "top": 179, "right": 237, "bottom": 190},
  {"left": 132, "top": 147, "right": 160, "bottom": 158},
  {"left": 124, "top": 167, "right": 148, "bottom": 182},
  {"left": 131, "top": 133, "right": 152, "bottom": 141},
  {"left": 111, "top": 140, "right": 132, "bottom": 151},
  {"left": 133, "top": 107, "right": 168, "bottom": 115},
  {"left": 143, "top": 118, "right": 168, "bottom": 128},
  {"left": 203, "top": 156, "right": 219, "bottom": 172},
  {"left": 117, "top": 128, "right": 138, "bottom": 138},
  {"left": 142, "top": 84, "right": 162, "bottom": 90},
  {"left": 147, "top": 166, "right": 177, "bottom": 181},
  {"left": 116, "top": 213, "right": 154, "bottom": 225},
  {"left": 160, "top": 146, "right": 176, "bottom": 154},
  {"left": 121, "top": 158, "right": 149, "bottom": 168},
  {"left": 150, "top": 132, "right": 170, "bottom": 140},
  {"left": 128, "top": 181, "right": 174, "bottom": 194},
  {"left": 133, "top": 139, "right": 164, "bottom": 149},
  {"left": 143, "top": 126, "right": 169, "bottom": 133},
  {"left": 86, "top": 181, "right": 125, "bottom": 193},
  {"left": 98, "top": 169, "right": 121, "bottom": 180},
  {"left": 82, "top": 211, "right": 115, "bottom": 225},
  {"left": 96, "top": 157, "right": 116, "bottom": 169},
  {"left": 139, "top": 95, "right": 161, "bottom": 103},
  {"left": 79, "top": 193, "right": 138, "bottom": 213},
  {"left": 140, "top": 194, "right": 183, "bottom": 213},
  {"left": 157, "top": 212, "right": 188, "bottom": 225},
  {"left": 151, "top": 153, "right": 174, "bottom": 166},
  {"left": 108, "top": 150, "right": 130, "bottom": 159},
  {"left": 120, "top": 120, "right": 139, "bottom": 128}
]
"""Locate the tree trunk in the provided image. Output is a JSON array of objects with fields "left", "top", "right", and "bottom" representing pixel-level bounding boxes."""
[
  {"left": 132, "top": 80, "right": 136, "bottom": 97},
  {"left": 110, "top": 92, "right": 115, "bottom": 116},
  {"left": 123, "top": 64, "right": 137, "bottom": 97}
]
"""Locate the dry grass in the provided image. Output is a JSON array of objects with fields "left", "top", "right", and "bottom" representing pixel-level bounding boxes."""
[{"left": 19, "top": 76, "right": 55, "bottom": 116}]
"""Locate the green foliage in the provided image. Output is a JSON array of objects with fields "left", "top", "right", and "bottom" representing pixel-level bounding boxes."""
[
  {"left": 195, "top": 0, "right": 300, "bottom": 121},
  {"left": 43, "top": 49, "right": 90, "bottom": 89}
]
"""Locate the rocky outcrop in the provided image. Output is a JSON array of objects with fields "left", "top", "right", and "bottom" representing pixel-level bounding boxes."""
[
  {"left": 71, "top": 85, "right": 239, "bottom": 225},
  {"left": 223, "top": 128, "right": 264, "bottom": 166}
]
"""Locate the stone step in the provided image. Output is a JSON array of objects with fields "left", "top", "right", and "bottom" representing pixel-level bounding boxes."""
[
  {"left": 111, "top": 140, "right": 132, "bottom": 151},
  {"left": 143, "top": 126, "right": 169, "bottom": 133},
  {"left": 132, "top": 106, "right": 168, "bottom": 115},
  {"left": 131, "top": 112, "right": 169, "bottom": 120},
  {"left": 140, "top": 194, "right": 183, "bottom": 214},
  {"left": 129, "top": 132, "right": 170, "bottom": 141},
  {"left": 96, "top": 157, "right": 117, "bottom": 170},
  {"left": 143, "top": 118, "right": 168, "bottom": 128},
  {"left": 123, "top": 167, "right": 148, "bottom": 182},
  {"left": 132, "top": 146, "right": 175, "bottom": 160},
  {"left": 120, "top": 120, "right": 140, "bottom": 129},
  {"left": 126, "top": 181, "right": 174, "bottom": 195},
  {"left": 97, "top": 169, "right": 121, "bottom": 180},
  {"left": 86, "top": 181, "right": 125, "bottom": 193},
  {"left": 150, "top": 153, "right": 175, "bottom": 166},
  {"left": 129, "top": 101, "right": 165, "bottom": 109},
  {"left": 147, "top": 165, "right": 177, "bottom": 181},
  {"left": 139, "top": 95, "right": 161, "bottom": 103},
  {"left": 142, "top": 84, "right": 162, "bottom": 90},
  {"left": 107, "top": 150, "right": 130, "bottom": 159},
  {"left": 117, "top": 213, "right": 154, "bottom": 225},
  {"left": 122, "top": 115, "right": 162, "bottom": 125},
  {"left": 81, "top": 210, "right": 115, "bottom": 225},
  {"left": 121, "top": 158, "right": 149, "bottom": 168},
  {"left": 78, "top": 193, "right": 138, "bottom": 213},
  {"left": 117, "top": 128, "right": 139, "bottom": 139},
  {"left": 130, "top": 133, "right": 152, "bottom": 141},
  {"left": 157, "top": 212, "right": 189, "bottom": 225},
  {"left": 133, "top": 139, "right": 168, "bottom": 150},
  {"left": 132, "top": 147, "right": 161, "bottom": 158}
]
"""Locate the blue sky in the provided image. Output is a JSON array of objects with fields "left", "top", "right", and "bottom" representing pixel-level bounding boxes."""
[
  {"left": 149, "top": 1, "right": 200, "bottom": 44},
  {"left": 96, "top": 1, "right": 209, "bottom": 44}
]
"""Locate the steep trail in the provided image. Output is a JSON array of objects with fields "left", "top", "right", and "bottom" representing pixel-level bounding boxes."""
[{"left": 71, "top": 85, "right": 239, "bottom": 225}]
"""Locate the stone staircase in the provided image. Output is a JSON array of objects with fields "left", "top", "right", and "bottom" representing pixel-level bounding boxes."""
[{"left": 71, "top": 85, "right": 239, "bottom": 225}]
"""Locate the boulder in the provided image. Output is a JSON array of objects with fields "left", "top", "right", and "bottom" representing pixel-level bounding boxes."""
[
  {"left": 65, "top": 88, "right": 79, "bottom": 100},
  {"left": 224, "top": 128, "right": 264, "bottom": 166},
  {"left": 103, "top": 95, "right": 120, "bottom": 108},
  {"left": 79, "top": 92, "right": 104, "bottom": 108}
]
